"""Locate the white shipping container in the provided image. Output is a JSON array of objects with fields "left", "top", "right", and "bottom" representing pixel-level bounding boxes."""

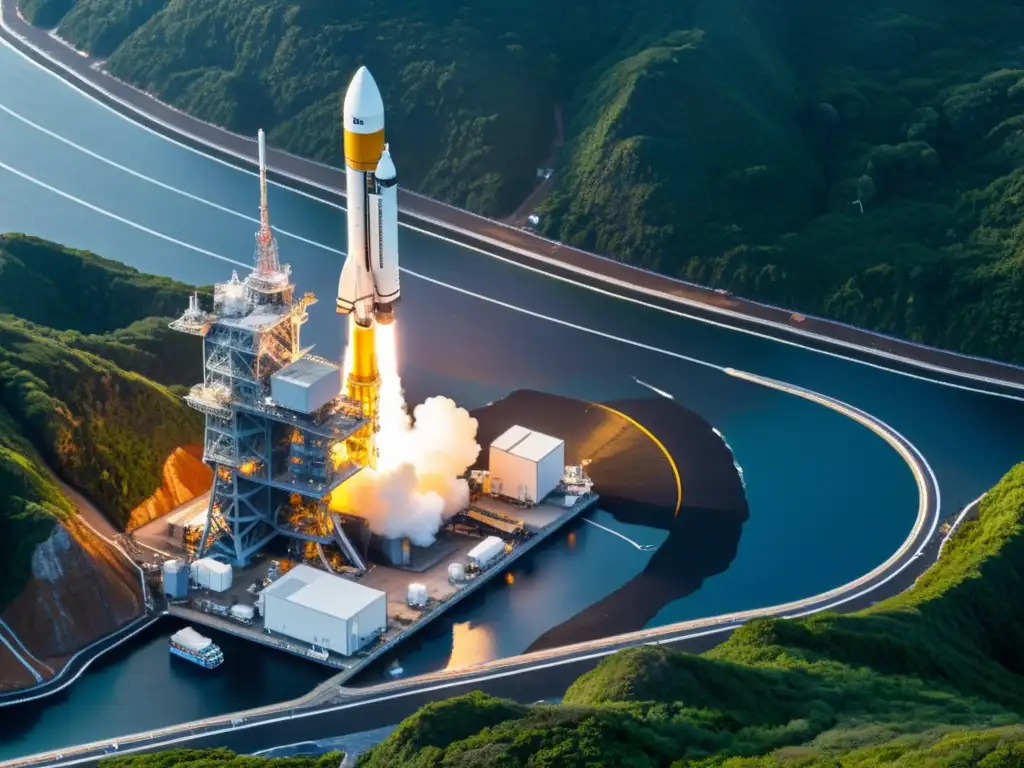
[
  {"left": 230, "top": 604, "right": 255, "bottom": 621},
  {"left": 192, "top": 558, "right": 232, "bottom": 591},
  {"left": 209, "top": 561, "right": 233, "bottom": 592},
  {"left": 467, "top": 536, "right": 505, "bottom": 569},
  {"left": 489, "top": 426, "right": 565, "bottom": 504},
  {"left": 448, "top": 562, "right": 466, "bottom": 583}
]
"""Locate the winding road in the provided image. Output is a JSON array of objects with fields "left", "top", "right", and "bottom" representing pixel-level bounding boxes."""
[
  {"left": 0, "top": 2, "right": 1020, "bottom": 763},
  {"left": 1, "top": 371, "right": 944, "bottom": 767}
]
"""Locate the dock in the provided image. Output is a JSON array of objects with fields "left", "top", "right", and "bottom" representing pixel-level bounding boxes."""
[{"left": 166, "top": 492, "right": 598, "bottom": 683}]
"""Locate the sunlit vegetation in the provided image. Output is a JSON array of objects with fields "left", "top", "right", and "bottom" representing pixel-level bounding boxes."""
[
  {"left": 103, "top": 750, "right": 342, "bottom": 768},
  {"left": 22, "top": 0, "right": 1024, "bottom": 361},
  {"left": 0, "top": 234, "right": 203, "bottom": 611},
  {"left": 101, "top": 464, "right": 1024, "bottom": 765}
]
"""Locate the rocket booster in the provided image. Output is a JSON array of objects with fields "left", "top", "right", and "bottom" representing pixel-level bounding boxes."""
[{"left": 337, "top": 66, "right": 401, "bottom": 327}]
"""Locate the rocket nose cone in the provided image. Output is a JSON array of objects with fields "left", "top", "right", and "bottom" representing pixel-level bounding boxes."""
[{"left": 343, "top": 66, "right": 384, "bottom": 128}]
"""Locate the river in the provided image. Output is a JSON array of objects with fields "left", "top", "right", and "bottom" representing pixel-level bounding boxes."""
[{"left": 0, "top": 36, "right": 1022, "bottom": 759}]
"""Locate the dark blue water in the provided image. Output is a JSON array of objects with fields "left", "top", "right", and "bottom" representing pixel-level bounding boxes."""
[{"left": 0, "top": 38, "right": 1021, "bottom": 758}]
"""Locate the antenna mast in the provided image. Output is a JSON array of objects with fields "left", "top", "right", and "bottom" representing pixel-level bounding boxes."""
[{"left": 255, "top": 129, "right": 281, "bottom": 274}]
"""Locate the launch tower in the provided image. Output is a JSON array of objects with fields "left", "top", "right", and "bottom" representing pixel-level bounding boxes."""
[{"left": 171, "top": 131, "right": 369, "bottom": 568}]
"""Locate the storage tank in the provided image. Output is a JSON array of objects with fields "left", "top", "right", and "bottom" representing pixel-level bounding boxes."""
[
  {"left": 467, "top": 536, "right": 505, "bottom": 570},
  {"left": 407, "top": 583, "right": 428, "bottom": 607},
  {"left": 162, "top": 559, "right": 189, "bottom": 599},
  {"left": 447, "top": 562, "right": 466, "bottom": 583},
  {"left": 230, "top": 604, "right": 255, "bottom": 622}
]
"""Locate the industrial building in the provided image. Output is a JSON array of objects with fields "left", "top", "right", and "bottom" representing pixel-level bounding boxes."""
[
  {"left": 260, "top": 564, "right": 386, "bottom": 656},
  {"left": 489, "top": 426, "right": 565, "bottom": 505}
]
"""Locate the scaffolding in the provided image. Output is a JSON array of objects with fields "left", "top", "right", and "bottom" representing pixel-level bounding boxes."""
[{"left": 170, "top": 131, "right": 369, "bottom": 567}]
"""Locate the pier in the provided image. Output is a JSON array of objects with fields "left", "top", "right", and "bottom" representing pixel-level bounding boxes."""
[{"left": 166, "top": 492, "right": 598, "bottom": 684}]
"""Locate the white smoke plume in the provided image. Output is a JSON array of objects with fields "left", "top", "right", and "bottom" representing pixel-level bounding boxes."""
[{"left": 333, "top": 319, "right": 480, "bottom": 547}]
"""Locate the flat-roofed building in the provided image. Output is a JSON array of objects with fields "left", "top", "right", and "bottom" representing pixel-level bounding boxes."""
[{"left": 261, "top": 564, "right": 386, "bottom": 655}]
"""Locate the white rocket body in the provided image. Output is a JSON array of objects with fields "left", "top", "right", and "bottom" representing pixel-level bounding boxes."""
[{"left": 337, "top": 66, "right": 401, "bottom": 327}]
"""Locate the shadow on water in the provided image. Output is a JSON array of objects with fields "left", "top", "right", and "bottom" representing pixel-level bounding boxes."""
[
  {"left": 0, "top": 619, "right": 330, "bottom": 759},
  {"left": 468, "top": 390, "right": 749, "bottom": 650}
]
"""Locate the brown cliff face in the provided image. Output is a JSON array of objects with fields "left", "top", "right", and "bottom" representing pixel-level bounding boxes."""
[
  {"left": 126, "top": 445, "right": 212, "bottom": 532},
  {"left": 0, "top": 519, "right": 143, "bottom": 673}
]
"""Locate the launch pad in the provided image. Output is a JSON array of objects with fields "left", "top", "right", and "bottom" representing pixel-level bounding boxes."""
[{"left": 160, "top": 67, "right": 602, "bottom": 679}]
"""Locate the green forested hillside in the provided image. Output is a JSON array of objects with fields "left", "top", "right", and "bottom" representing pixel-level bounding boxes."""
[
  {"left": 23, "top": 0, "right": 1024, "bottom": 361},
  {"left": 357, "top": 462, "right": 1024, "bottom": 765},
  {"left": 0, "top": 234, "right": 203, "bottom": 610},
  {"left": 102, "top": 462, "right": 1024, "bottom": 764}
]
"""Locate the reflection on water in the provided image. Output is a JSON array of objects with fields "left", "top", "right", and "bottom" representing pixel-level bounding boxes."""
[{"left": 447, "top": 620, "right": 499, "bottom": 671}]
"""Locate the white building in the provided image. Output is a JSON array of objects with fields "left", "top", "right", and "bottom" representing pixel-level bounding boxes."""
[
  {"left": 261, "top": 564, "right": 386, "bottom": 656},
  {"left": 488, "top": 425, "right": 565, "bottom": 505},
  {"left": 190, "top": 557, "right": 233, "bottom": 592}
]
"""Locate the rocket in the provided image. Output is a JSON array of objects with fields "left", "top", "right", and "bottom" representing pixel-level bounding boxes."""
[{"left": 337, "top": 66, "right": 401, "bottom": 327}]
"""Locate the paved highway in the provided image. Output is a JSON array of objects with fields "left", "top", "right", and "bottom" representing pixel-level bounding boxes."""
[
  {"left": 2, "top": 373, "right": 944, "bottom": 767},
  {"left": 2, "top": 0, "right": 1024, "bottom": 395},
  {"left": 0, "top": 2, "right": 1018, "bottom": 762}
]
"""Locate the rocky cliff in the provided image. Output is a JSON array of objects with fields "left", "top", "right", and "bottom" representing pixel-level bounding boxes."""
[
  {"left": 126, "top": 445, "right": 212, "bottom": 532},
  {"left": 0, "top": 520, "right": 144, "bottom": 691},
  {"left": 0, "top": 234, "right": 206, "bottom": 693}
]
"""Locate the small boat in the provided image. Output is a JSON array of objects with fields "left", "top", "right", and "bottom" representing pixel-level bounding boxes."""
[
  {"left": 387, "top": 659, "right": 404, "bottom": 677},
  {"left": 169, "top": 627, "right": 224, "bottom": 669}
]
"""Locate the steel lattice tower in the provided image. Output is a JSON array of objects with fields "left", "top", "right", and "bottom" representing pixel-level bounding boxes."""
[{"left": 170, "top": 131, "right": 369, "bottom": 567}]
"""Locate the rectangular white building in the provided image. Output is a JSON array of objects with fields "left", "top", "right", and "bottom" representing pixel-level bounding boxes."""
[
  {"left": 190, "top": 557, "right": 233, "bottom": 592},
  {"left": 261, "top": 564, "right": 386, "bottom": 656},
  {"left": 489, "top": 425, "right": 565, "bottom": 505}
]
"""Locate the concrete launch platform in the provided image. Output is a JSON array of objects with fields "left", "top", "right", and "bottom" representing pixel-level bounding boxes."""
[{"left": 166, "top": 492, "right": 597, "bottom": 683}]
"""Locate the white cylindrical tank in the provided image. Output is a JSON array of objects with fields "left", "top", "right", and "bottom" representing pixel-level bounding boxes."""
[
  {"left": 407, "top": 583, "right": 428, "bottom": 607},
  {"left": 230, "top": 604, "right": 255, "bottom": 621},
  {"left": 447, "top": 563, "right": 466, "bottom": 583},
  {"left": 370, "top": 146, "right": 400, "bottom": 320}
]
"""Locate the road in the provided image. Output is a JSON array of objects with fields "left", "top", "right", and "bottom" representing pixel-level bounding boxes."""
[
  {"left": 0, "top": 1, "right": 1018, "bottom": 761},
  {"left": 0, "top": 466, "right": 162, "bottom": 708},
  {"left": 0, "top": 375, "right": 945, "bottom": 767},
  {"left": 2, "top": 0, "right": 1024, "bottom": 395}
]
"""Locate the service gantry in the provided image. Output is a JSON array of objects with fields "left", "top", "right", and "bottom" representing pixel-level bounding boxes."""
[{"left": 169, "top": 131, "right": 368, "bottom": 568}]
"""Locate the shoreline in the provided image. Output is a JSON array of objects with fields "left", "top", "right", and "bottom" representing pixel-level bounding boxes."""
[
  {"left": 1, "top": 373, "right": 944, "bottom": 767},
  {"left": 0, "top": 0, "right": 1023, "bottom": 393}
]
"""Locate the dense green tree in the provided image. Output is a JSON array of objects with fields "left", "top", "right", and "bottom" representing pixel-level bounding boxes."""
[
  {"left": 0, "top": 234, "right": 203, "bottom": 611},
  {"left": 23, "top": 0, "right": 1024, "bottom": 361}
]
